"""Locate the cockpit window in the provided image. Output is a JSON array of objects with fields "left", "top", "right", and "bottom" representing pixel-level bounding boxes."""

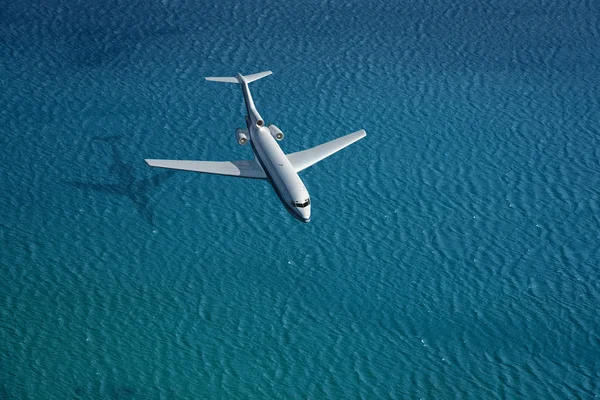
[{"left": 293, "top": 198, "right": 311, "bottom": 208}]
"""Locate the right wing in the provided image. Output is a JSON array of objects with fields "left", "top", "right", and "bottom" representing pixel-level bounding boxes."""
[
  {"left": 286, "top": 129, "right": 366, "bottom": 173},
  {"left": 145, "top": 159, "right": 266, "bottom": 179}
]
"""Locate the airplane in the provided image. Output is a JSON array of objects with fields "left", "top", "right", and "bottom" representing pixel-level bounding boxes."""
[{"left": 145, "top": 71, "right": 366, "bottom": 223}]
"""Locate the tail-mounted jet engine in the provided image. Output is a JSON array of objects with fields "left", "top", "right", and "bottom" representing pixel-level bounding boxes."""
[
  {"left": 268, "top": 124, "right": 284, "bottom": 141},
  {"left": 236, "top": 128, "right": 248, "bottom": 145}
]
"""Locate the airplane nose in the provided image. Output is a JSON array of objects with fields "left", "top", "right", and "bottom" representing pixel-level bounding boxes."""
[{"left": 300, "top": 206, "right": 311, "bottom": 222}]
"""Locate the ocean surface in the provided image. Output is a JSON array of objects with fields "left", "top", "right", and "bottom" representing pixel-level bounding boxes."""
[{"left": 1, "top": 0, "right": 599, "bottom": 398}]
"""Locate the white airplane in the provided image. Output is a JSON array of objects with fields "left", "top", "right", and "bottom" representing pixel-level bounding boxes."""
[{"left": 145, "top": 71, "right": 366, "bottom": 222}]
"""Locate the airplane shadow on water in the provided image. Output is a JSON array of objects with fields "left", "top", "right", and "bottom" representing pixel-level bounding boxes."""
[{"left": 68, "top": 136, "right": 175, "bottom": 227}]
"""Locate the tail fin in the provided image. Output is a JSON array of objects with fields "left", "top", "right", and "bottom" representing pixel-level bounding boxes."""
[{"left": 205, "top": 70, "right": 272, "bottom": 84}]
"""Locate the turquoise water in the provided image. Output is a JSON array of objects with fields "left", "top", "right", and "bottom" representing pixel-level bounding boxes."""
[{"left": 1, "top": 0, "right": 599, "bottom": 398}]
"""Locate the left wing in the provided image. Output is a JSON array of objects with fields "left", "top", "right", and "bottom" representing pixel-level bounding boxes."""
[
  {"left": 286, "top": 129, "right": 366, "bottom": 173},
  {"left": 145, "top": 159, "right": 266, "bottom": 179}
]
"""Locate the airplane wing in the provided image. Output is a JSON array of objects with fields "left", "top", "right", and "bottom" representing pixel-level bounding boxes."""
[
  {"left": 286, "top": 129, "right": 366, "bottom": 173},
  {"left": 144, "top": 159, "right": 266, "bottom": 179}
]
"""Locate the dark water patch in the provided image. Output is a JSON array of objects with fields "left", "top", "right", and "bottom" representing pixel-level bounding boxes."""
[{"left": 0, "top": 386, "right": 15, "bottom": 400}]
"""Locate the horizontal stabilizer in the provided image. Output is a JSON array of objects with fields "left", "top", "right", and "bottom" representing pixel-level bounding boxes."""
[
  {"left": 145, "top": 159, "right": 266, "bottom": 179},
  {"left": 205, "top": 71, "right": 272, "bottom": 84},
  {"left": 204, "top": 76, "right": 238, "bottom": 83},
  {"left": 287, "top": 129, "right": 367, "bottom": 172},
  {"left": 244, "top": 71, "right": 272, "bottom": 83}
]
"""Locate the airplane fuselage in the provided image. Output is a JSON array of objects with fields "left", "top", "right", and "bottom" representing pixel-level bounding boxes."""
[{"left": 238, "top": 74, "right": 311, "bottom": 222}]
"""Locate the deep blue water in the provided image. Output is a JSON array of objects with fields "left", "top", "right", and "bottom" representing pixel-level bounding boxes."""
[{"left": 1, "top": 0, "right": 599, "bottom": 398}]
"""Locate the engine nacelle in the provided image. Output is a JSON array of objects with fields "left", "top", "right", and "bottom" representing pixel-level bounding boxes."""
[
  {"left": 236, "top": 128, "right": 248, "bottom": 145},
  {"left": 268, "top": 124, "right": 284, "bottom": 141}
]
